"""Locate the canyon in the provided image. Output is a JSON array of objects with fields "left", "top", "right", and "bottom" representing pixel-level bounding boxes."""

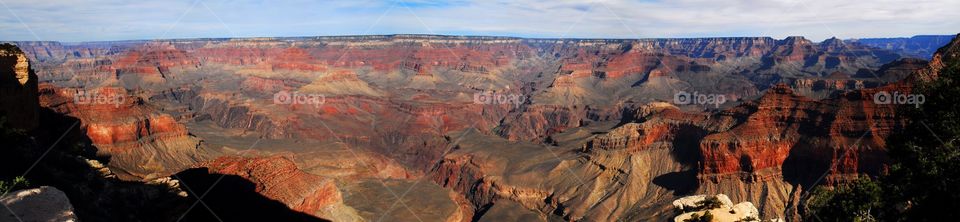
[{"left": 2, "top": 33, "right": 957, "bottom": 221}]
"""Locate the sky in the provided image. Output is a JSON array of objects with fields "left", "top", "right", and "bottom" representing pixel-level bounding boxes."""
[{"left": 0, "top": 0, "right": 957, "bottom": 42}]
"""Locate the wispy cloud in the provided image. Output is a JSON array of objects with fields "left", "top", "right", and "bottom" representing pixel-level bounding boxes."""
[{"left": 0, "top": 0, "right": 957, "bottom": 42}]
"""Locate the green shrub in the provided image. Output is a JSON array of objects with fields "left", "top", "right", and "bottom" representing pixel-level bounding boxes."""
[
  {"left": 0, "top": 176, "right": 30, "bottom": 194},
  {"left": 804, "top": 176, "right": 881, "bottom": 222},
  {"left": 696, "top": 196, "right": 723, "bottom": 210}
]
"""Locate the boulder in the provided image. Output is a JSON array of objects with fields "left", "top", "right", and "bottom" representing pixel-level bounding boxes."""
[
  {"left": 1, "top": 186, "right": 78, "bottom": 222},
  {"left": 672, "top": 194, "right": 761, "bottom": 222}
]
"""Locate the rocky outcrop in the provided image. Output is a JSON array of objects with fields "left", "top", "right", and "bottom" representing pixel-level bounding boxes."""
[
  {"left": 919, "top": 34, "right": 960, "bottom": 82},
  {"left": 1, "top": 186, "right": 79, "bottom": 222},
  {"left": 0, "top": 44, "right": 39, "bottom": 131},
  {"left": 701, "top": 80, "right": 908, "bottom": 173},
  {"left": 672, "top": 194, "right": 761, "bottom": 222},
  {"left": 199, "top": 156, "right": 361, "bottom": 221}
]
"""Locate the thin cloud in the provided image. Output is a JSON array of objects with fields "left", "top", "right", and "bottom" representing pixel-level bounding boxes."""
[{"left": 0, "top": 0, "right": 956, "bottom": 42}]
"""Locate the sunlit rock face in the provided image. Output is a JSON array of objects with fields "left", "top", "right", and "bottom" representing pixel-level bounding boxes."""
[{"left": 672, "top": 194, "right": 762, "bottom": 222}]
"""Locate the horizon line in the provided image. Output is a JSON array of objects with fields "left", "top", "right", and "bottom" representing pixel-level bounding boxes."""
[{"left": 3, "top": 33, "right": 958, "bottom": 44}]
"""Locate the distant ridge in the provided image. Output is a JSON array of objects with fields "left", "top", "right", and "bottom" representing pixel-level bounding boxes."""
[{"left": 851, "top": 34, "right": 956, "bottom": 59}]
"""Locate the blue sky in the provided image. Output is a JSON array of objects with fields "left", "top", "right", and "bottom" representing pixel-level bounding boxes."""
[{"left": 1, "top": 0, "right": 957, "bottom": 42}]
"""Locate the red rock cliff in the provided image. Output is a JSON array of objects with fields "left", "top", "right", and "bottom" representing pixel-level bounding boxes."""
[{"left": 200, "top": 156, "right": 354, "bottom": 220}]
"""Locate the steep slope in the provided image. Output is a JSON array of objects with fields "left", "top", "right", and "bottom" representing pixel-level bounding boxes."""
[
  {"left": 197, "top": 156, "right": 362, "bottom": 221},
  {"left": 0, "top": 44, "right": 39, "bottom": 131}
]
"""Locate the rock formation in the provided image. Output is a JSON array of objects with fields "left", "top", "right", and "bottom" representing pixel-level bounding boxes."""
[
  {"left": 1, "top": 186, "right": 79, "bottom": 222},
  {"left": 672, "top": 194, "right": 761, "bottom": 222},
  {"left": 38, "top": 84, "right": 213, "bottom": 180},
  {"left": 0, "top": 44, "right": 39, "bottom": 131},
  {"left": 198, "top": 156, "right": 362, "bottom": 221}
]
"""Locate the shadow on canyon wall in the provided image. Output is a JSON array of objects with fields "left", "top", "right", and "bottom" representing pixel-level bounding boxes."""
[
  {"left": 653, "top": 124, "right": 708, "bottom": 196},
  {"left": 1, "top": 108, "right": 329, "bottom": 221},
  {"left": 173, "top": 168, "right": 330, "bottom": 222}
]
